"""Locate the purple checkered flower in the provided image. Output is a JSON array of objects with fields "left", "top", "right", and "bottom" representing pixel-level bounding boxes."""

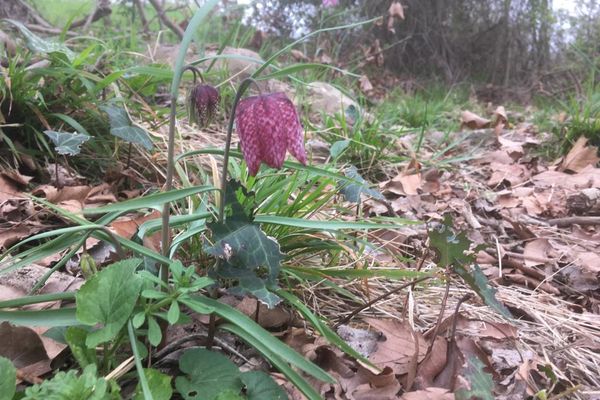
[
  {"left": 323, "top": 0, "right": 339, "bottom": 7},
  {"left": 235, "top": 92, "right": 307, "bottom": 176},
  {"left": 188, "top": 84, "right": 220, "bottom": 128}
]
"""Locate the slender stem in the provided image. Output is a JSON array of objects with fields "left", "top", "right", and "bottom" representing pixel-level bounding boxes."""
[{"left": 160, "top": 97, "right": 178, "bottom": 284}]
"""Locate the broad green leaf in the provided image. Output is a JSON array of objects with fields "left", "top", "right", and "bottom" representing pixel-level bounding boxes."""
[
  {"left": 175, "top": 348, "right": 242, "bottom": 400},
  {"left": 76, "top": 259, "right": 143, "bottom": 348},
  {"left": 44, "top": 130, "right": 90, "bottom": 156},
  {"left": 65, "top": 327, "right": 96, "bottom": 368},
  {"left": 339, "top": 166, "right": 384, "bottom": 203},
  {"left": 455, "top": 356, "right": 495, "bottom": 400},
  {"left": 3, "top": 19, "right": 75, "bottom": 61},
  {"left": 100, "top": 105, "right": 153, "bottom": 150},
  {"left": 429, "top": 215, "right": 512, "bottom": 319},
  {"left": 0, "top": 356, "right": 16, "bottom": 400},
  {"left": 0, "top": 308, "right": 78, "bottom": 327},
  {"left": 330, "top": 139, "right": 350, "bottom": 159},
  {"left": 182, "top": 296, "right": 333, "bottom": 384},
  {"left": 206, "top": 210, "right": 283, "bottom": 308},
  {"left": 134, "top": 369, "right": 172, "bottom": 400},
  {"left": 241, "top": 371, "right": 287, "bottom": 400}
]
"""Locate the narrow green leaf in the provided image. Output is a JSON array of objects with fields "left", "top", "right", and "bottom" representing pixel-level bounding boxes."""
[
  {"left": 83, "top": 186, "right": 218, "bottom": 215},
  {"left": 220, "top": 323, "right": 322, "bottom": 400},
  {"left": 0, "top": 308, "right": 78, "bottom": 327},
  {"left": 286, "top": 266, "right": 430, "bottom": 280},
  {"left": 255, "top": 215, "right": 417, "bottom": 230},
  {"left": 0, "top": 291, "right": 75, "bottom": 309},
  {"left": 128, "top": 321, "right": 154, "bottom": 400},
  {"left": 182, "top": 296, "right": 333, "bottom": 383},
  {"left": 76, "top": 259, "right": 143, "bottom": 348}
]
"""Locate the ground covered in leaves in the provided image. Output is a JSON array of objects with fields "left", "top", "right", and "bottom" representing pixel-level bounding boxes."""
[{"left": 1, "top": 70, "right": 600, "bottom": 399}]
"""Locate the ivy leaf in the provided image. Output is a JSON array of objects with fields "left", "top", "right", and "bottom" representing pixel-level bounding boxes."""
[
  {"left": 175, "top": 348, "right": 242, "bottom": 400},
  {"left": 455, "top": 356, "right": 495, "bottom": 400},
  {"left": 101, "top": 105, "right": 153, "bottom": 150},
  {"left": 330, "top": 139, "right": 350, "bottom": 159},
  {"left": 339, "top": 165, "right": 384, "bottom": 203},
  {"left": 206, "top": 216, "right": 284, "bottom": 308},
  {"left": 0, "top": 356, "right": 16, "bottom": 400},
  {"left": 429, "top": 214, "right": 512, "bottom": 319},
  {"left": 76, "top": 259, "right": 143, "bottom": 348},
  {"left": 241, "top": 371, "right": 288, "bottom": 400},
  {"left": 134, "top": 368, "right": 172, "bottom": 400},
  {"left": 3, "top": 19, "right": 75, "bottom": 61},
  {"left": 44, "top": 130, "right": 90, "bottom": 156}
]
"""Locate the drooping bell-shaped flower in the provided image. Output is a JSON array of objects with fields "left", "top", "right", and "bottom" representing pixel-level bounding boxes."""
[
  {"left": 235, "top": 92, "right": 307, "bottom": 176},
  {"left": 187, "top": 84, "right": 220, "bottom": 128}
]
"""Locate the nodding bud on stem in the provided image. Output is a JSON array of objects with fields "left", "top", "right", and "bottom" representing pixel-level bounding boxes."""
[
  {"left": 188, "top": 84, "right": 220, "bottom": 128},
  {"left": 235, "top": 92, "right": 307, "bottom": 176}
]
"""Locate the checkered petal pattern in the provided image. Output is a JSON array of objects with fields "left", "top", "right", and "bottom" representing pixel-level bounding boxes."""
[
  {"left": 188, "top": 84, "right": 220, "bottom": 128},
  {"left": 235, "top": 92, "right": 307, "bottom": 176}
]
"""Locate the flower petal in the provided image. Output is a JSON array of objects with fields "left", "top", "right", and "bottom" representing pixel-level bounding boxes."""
[
  {"left": 236, "top": 97, "right": 262, "bottom": 176},
  {"left": 271, "top": 93, "right": 307, "bottom": 165}
]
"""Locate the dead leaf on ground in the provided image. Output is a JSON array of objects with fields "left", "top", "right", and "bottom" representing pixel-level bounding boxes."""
[
  {"left": 0, "top": 321, "right": 51, "bottom": 373},
  {"left": 359, "top": 75, "right": 374, "bottom": 93},
  {"left": 400, "top": 387, "right": 454, "bottom": 400},
  {"left": 559, "top": 136, "right": 600, "bottom": 173},
  {"left": 235, "top": 297, "right": 294, "bottom": 328},
  {"left": 523, "top": 239, "right": 551, "bottom": 267},
  {"left": 0, "top": 174, "right": 23, "bottom": 203},
  {"left": 387, "top": 1, "right": 405, "bottom": 34},
  {"left": 533, "top": 165, "right": 600, "bottom": 189},
  {"left": 383, "top": 173, "right": 422, "bottom": 195},
  {"left": 460, "top": 110, "right": 491, "bottom": 130},
  {"left": 365, "top": 318, "right": 427, "bottom": 375}
]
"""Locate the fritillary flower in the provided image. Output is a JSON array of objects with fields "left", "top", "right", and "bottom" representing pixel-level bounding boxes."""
[
  {"left": 235, "top": 92, "right": 307, "bottom": 176},
  {"left": 323, "top": 0, "right": 339, "bottom": 7},
  {"left": 188, "top": 84, "right": 220, "bottom": 128}
]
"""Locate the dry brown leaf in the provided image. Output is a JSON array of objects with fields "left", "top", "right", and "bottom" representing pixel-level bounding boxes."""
[
  {"left": 387, "top": 1, "right": 405, "bottom": 33},
  {"left": 0, "top": 225, "right": 32, "bottom": 250},
  {"left": 533, "top": 165, "right": 600, "bottom": 189},
  {"left": 400, "top": 388, "right": 454, "bottom": 400},
  {"left": 523, "top": 239, "right": 551, "bottom": 267},
  {"left": 559, "top": 136, "right": 600, "bottom": 173},
  {"left": 1, "top": 170, "right": 33, "bottom": 186},
  {"left": 359, "top": 75, "right": 374, "bottom": 93},
  {"left": 0, "top": 175, "right": 22, "bottom": 203},
  {"left": 488, "top": 163, "right": 529, "bottom": 187},
  {"left": 365, "top": 318, "right": 427, "bottom": 375},
  {"left": 574, "top": 251, "right": 600, "bottom": 273},
  {"left": 0, "top": 322, "right": 50, "bottom": 372},
  {"left": 460, "top": 110, "right": 490, "bottom": 130},
  {"left": 235, "top": 297, "right": 293, "bottom": 328},
  {"left": 290, "top": 49, "right": 309, "bottom": 62}
]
